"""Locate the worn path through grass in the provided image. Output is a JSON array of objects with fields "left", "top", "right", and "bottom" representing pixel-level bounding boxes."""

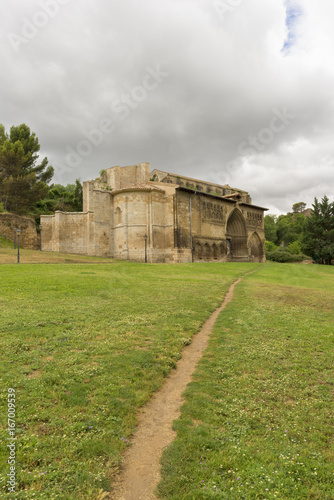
[
  {"left": 158, "top": 263, "right": 334, "bottom": 499},
  {"left": 112, "top": 269, "right": 260, "bottom": 500},
  {"left": 0, "top": 261, "right": 255, "bottom": 499}
]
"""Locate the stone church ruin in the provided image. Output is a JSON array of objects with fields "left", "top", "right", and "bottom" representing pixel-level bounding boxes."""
[{"left": 41, "top": 163, "right": 267, "bottom": 263}]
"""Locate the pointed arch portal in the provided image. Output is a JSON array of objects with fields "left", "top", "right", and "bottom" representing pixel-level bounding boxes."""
[
  {"left": 194, "top": 242, "right": 202, "bottom": 260},
  {"left": 249, "top": 232, "right": 264, "bottom": 262},
  {"left": 226, "top": 209, "right": 248, "bottom": 259}
]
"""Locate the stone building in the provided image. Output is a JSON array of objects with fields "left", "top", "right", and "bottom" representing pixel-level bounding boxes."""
[{"left": 41, "top": 163, "right": 267, "bottom": 263}]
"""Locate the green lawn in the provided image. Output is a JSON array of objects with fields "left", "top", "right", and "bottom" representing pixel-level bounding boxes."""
[
  {"left": 157, "top": 263, "right": 334, "bottom": 499},
  {"left": 0, "top": 261, "right": 255, "bottom": 499}
]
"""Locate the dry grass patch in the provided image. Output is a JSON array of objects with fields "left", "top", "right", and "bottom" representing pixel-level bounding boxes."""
[{"left": 0, "top": 246, "right": 114, "bottom": 264}]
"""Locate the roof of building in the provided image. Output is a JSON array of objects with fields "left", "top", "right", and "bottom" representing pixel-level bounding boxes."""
[
  {"left": 151, "top": 169, "right": 249, "bottom": 194},
  {"left": 176, "top": 186, "right": 237, "bottom": 202},
  {"left": 239, "top": 202, "right": 269, "bottom": 211},
  {"left": 223, "top": 193, "right": 242, "bottom": 199},
  {"left": 108, "top": 183, "right": 166, "bottom": 195}
]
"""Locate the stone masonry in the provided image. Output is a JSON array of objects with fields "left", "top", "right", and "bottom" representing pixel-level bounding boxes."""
[{"left": 40, "top": 163, "right": 267, "bottom": 263}]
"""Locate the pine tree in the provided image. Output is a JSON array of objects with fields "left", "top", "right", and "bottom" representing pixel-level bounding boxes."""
[
  {"left": 303, "top": 196, "right": 334, "bottom": 264},
  {"left": 292, "top": 202, "right": 306, "bottom": 213},
  {"left": 0, "top": 124, "right": 54, "bottom": 214}
]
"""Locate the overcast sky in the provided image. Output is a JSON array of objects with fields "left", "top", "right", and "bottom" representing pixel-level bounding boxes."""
[{"left": 1, "top": 0, "right": 334, "bottom": 214}]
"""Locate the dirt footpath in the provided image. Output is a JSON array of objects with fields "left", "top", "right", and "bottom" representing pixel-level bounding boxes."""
[{"left": 111, "top": 276, "right": 245, "bottom": 500}]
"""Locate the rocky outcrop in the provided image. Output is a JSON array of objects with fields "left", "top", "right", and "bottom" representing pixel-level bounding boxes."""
[{"left": 0, "top": 213, "right": 39, "bottom": 250}]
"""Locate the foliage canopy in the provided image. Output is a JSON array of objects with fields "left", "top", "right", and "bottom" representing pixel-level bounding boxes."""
[
  {"left": 303, "top": 196, "right": 334, "bottom": 265},
  {"left": 0, "top": 124, "right": 54, "bottom": 214}
]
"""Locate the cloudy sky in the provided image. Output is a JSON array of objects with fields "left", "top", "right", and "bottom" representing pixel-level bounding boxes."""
[{"left": 1, "top": 0, "right": 334, "bottom": 214}]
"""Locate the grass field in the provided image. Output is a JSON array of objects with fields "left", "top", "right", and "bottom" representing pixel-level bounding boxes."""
[
  {"left": 0, "top": 238, "right": 113, "bottom": 264},
  {"left": 157, "top": 263, "right": 334, "bottom": 499},
  {"left": 0, "top": 249, "right": 255, "bottom": 499},
  {"left": 1, "top": 242, "right": 333, "bottom": 500}
]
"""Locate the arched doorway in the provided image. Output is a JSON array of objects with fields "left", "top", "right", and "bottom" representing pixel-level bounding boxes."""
[
  {"left": 203, "top": 243, "right": 211, "bottom": 261},
  {"left": 219, "top": 242, "right": 226, "bottom": 260},
  {"left": 248, "top": 232, "right": 264, "bottom": 262},
  {"left": 212, "top": 243, "right": 218, "bottom": 260},
  {"left": 194, "top": 242, "right": 202, "bottom": 261},
  {"left": 226, "top": 209, "right": 248, "bottom": 260}
]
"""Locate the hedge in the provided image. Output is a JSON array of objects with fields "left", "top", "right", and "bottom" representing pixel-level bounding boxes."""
[{"left": 266, "top": 251, "right": 309, "bottom": 263}]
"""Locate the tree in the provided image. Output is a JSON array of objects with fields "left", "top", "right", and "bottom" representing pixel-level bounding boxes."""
[
  {"left": 73, "top": 179, "right": 83, "bottom": 211},
  {"left": 288, "top": 240, "right": 302, "bottom": 254},
  {"left": 264, "top": 214, "right": 278, "bottom": 243},
  {"left": 265, "top": 240, "right": 277, "bottom": 252},
  {"left": 292, "top": 202, "right": 306, "bottom": 213},
  {"left": 0, "top": 124, "right": 54, "bottom": 214},
  {"left": 303, "top": 196, "right": 334, "bottom": 265},
  {"left": 276, "top": 210, "right": 306, "bottom": 246},
  {"left": 276, "top": 214, "right": 292, "bottom": 245},
  {"left": 34, "top": 181, "right": 83, "bottom": 215}
]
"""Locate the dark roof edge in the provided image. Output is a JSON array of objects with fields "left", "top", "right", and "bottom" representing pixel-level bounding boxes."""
[
  {"left": 239, "top": 202, "right": 269, "bottom": 211},
  {"left": 99, "top": 185, "right": 165, "bottom": 196},
  {"left": 151, "top": 169, "right": 249, "bottom": 194},
  {"left": 176, "top": 186, "right": 237, "bottom": 203}
]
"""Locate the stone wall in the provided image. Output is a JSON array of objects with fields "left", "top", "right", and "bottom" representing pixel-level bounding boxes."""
[
  {"left": 111, "top": 188, "right": 175, "bottom": 263},
  {"left": 0, "top": 213, "right": 39, "bottom": 249},
  {"left": 41, "top": 215, "right": 54, "bottom": 251},
  {"left": 104, "top": 162, "right": 150, "bottom": 190},
  {"left": 174, "top": 190, "right": 266, "bottom": 263},
  {"left": 175, "top": 190, "right": 233, "bottom": 261},
  {"left": 39, "top": 164, "right": 267, "bottom": 263},
  {"left": 40, "top": 211, "right": 96, "bottom": 255}
]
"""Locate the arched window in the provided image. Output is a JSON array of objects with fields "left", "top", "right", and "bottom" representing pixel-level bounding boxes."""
[
  {"left": 115, "top": 207, "right": 122, "bottom": 225},
  {"left": 212, "top": 243, "right": 218, "bottom": 260},
  {"left": 194, "top": 242, "right": 202, "bottom": 261},
  {"left": 219, "top": 242, "right": 226, "bottom": 257}
]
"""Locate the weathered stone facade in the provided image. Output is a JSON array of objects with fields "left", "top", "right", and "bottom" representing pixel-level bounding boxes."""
[{"left": 41, "top": 163, "right": 267, "bottom": 263}]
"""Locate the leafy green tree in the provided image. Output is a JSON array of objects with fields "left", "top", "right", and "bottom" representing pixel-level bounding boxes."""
[
  {"left": 34, "top": 181, "right": 83, "bottom": 215},
  {"left": 303, "top": 196, "right": 334, "bottom": 265},
  {"left": 289, "top": 212, "right": 306, "bottom": 244},
  {"left": 276, "top": 211, "right": 306, "bottom": 246},
  {"left": 288, "top": 240, "right": 302, "bottom": 255},
  {"left": 0, "top": 124, "right": 54, "bottom": 214},
  {"left": 73, "top": 179, "right": 83, "bottom": 211},
  {"left": 276, "top": 214, "right": 292, "bottom": 245},
  {"left": 264, "top": 215, "right": 278, "bottom": 243},
  {"left": 265, "top": 240, "right": 277, "bottom": 252},
  {"left": 292, "top": 202, "right": 306, "bottom": 213}
]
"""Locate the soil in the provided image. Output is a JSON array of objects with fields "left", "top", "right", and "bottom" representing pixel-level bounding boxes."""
[{"left": 111, "top": 276, "right": 245, "bottom": 500}]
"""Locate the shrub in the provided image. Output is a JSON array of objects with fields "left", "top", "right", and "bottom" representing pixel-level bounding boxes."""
[
  {"left": 288, "top": 240, "right": 302, "bottom": 254},
  {"left": 276, "top": 246, "right": 289, "bottom": 252},
  {"left": 265, "top": 240, "right": 277, "bottom": 252},
  {"left": 266, "top": 251, "right": 307, "bottom": 263}
]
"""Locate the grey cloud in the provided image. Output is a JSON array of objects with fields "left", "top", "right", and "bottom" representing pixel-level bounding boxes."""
[{"left": 1, "top": 0, "right": 334, "bottom": 213}]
